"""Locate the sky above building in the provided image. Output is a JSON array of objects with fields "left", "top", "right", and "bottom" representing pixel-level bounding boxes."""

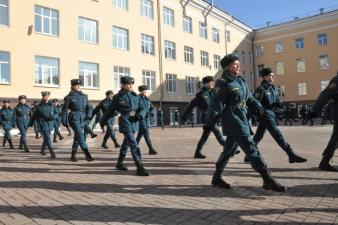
[{"left": 213, "top": 0, "right": 338, "bottom": 28}]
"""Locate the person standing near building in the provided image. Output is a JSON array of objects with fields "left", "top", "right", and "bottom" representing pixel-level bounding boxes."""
[
  {"left": 157, "top": 108, "right": 164, "bottom": 130},
  {"left": 308, "top": 71, "right": 338, "bottom": 171},
  {"left": 206, "top": 53, "right": 285, "bottom": 192},
  {"left": 52, "top": 99, "right": 64, "bottom": 143},
  {"left": 0, "top": 100, "right": 15, "bottom": 149},
  {"left": 246, "top": 67, "right": 306, "bottom": 163},
  {"left": 101, "top": 76, "right": 150, "bottom": 176},
  {"left": 300, "top": 105, "right": 307, "bottom": 125},
  {"left": 136, "top": 85, "right": 157, "bottom": 155},
  {"left": 29, "top": 92, "right": 56, "bottom": 158},
  {"left": 182, "top": 75, "right": 226, "bottom": 159},
  {"left": 172, "top": 110, "right": 181, "bottom": 128},
  {"left": 284, "top": 105, "right": 294, "bottom": 126},
  {"left": 62, "top": 79, "right": 94, "bottom": 162},
  {"left": 92, "top": 90, "right": 120, "bottom": 149},
  {"left": 14, "top": 95, "right": 31, "bottom": 152}
]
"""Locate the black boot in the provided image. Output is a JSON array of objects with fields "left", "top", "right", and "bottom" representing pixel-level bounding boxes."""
[
  {"left": 53, "top": 137, "right": 57, "bottom": 143},
  {"left": 260, "top": 170, "right": 286, "bottom": 192},
  {"left": 91, "top": 133, "right": 97, "bottom": 138},
  {"left": 319, "top": 156, "right": 337, "bottom": 172},
  {"left": 24, "top": 143, "right": 30, "bottom": 152},
  {"left": 211, "top": 170, "right": 230, "bottom": 189},
  {"left": 2, "top": 138, "right": 6, "bottom": 147},
  {"left": 40, "top": 148, "right": 46, "bottom": 155},
  {"left": 194, "top": 146, "right": 206, "bottom": 159},
  {"left": 243, "top": 155, "right": 249, "bottom": 163},
  {"left": 59, "top": 136, "right": 64, "bottom": 140},
  {"left": 84, "top": 149, "right": 94, "bottom": 162},
  {"left": 49, "top": 149, "right": 56, "bottom": 159},
  {"left": 19, "top": 141, "right": 23, "bottom": 150},
  {"left": 114, "top": 141, "right": 121, "bottom": 148},
  {"left": 135, "top": 160, "right": 150, "bottom": 176},
  {"left": 288, "top": 153, "right": 307, "bottom": 163},
  {"left": 149, "top": 147, "right": 157, "bottom": 155},
  {"left": 71, "top": 151, "right": 78, "bottom": 162},
  {"left": 8, "top": 140, "right": 14, "bottom": 149},
  {"left": 116, "top": 154, "right": 128, "bottom": 171}
]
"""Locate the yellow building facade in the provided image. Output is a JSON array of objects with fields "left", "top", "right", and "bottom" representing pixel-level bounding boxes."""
[
  {"left": 0, "top": 0, "right": 254, "bottom": 124},
  {"left": 254, "top": 10, "right": 338, "bottom": 113}
]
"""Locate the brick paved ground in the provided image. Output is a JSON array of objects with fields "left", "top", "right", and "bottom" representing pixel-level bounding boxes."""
[{"left": 0, "top": 125, "right": 337, "bottom": 225}]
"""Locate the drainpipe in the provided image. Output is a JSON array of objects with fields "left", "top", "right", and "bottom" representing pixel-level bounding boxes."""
[
  {"left": 251, "top": 31, "right": 257, "bottom": 89},
  {"left": 156, "top": 0, "right": 164, "bottom": 108},
  {"left": 224, "top": 18, "right": 234, "bottom": 54}
]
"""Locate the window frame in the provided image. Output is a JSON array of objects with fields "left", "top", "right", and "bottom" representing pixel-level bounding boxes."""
[
  {"left": 112, "top": 25, "right": 129, "bottom": 50},
  {"left": 79, "top": 61, "right": 99, "bottom": 89},
  {"left": 34, "top": 55, "right": 60, "bottom": 87},
  {"left": 34, "top": 5, "right": 59, "bottom": 36},
  {"left": 78, "top": 16, "right": 99, "bottom": 44},
  {"left": 0, "top": 51, "right": 10, "bottom": 84}
]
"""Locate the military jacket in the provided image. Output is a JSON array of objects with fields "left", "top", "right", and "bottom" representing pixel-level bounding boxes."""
[
  {"left": 14, "top": 103, "right": 31, "bottom": 127},
  {"left": 0, "top": 107, "right": 15, "bottom": 129},
  {"left": 253, "top": 80, "right": 281, "bottom": 120},
  {"left": 30, "top": 101, "right": 56, "bottom": 132},
  {"left": 92, "top": 98, "right": 115, "bottom": 124},
  {"left": 102, "top": 89, "right": 143, "bottom": 133},
  {"left": 62, "top": 90, "right": 89, "bottom": 127},
  {"left": 138, "top": 95, "right": 154, "bottom": 120},
  {"left": 207, "top": 70, "right": 262, "bottom": 136}
]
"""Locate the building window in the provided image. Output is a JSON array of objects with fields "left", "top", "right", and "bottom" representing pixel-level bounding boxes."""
[
  {"left": 186, "top": 76, "right": 195, "bottom": 95},
  {"left": 212, "top": 28, "right": 220, "bottom": 43},
  {"left": 249, "top": 51, "right": 253, "bottom": 64},
  {"left": 199, "top": 22, "right": 207, "bottom": 39},
  {"left": 0, "top": 0, "right": 8, "bottom": 26},
  {"left": 225, "top": 30, "right": 230, "bottom": 42},
  {"left": 79, "top": 62, "right": 99, "bottom": 88},
  {"left": 276, "top": 62, "right": 284, "bottom": 75},
  {"left": 35, "top": 56, "right": 59, "bottom": 87},
  {"left": 0, "top": 51, "right": 10, "bottom": 84},
  {"left": 112, "top": 26, "right": 129, "bottom": 50},
  {"left": 113, "top": 66, "right": 130, "bottom": 90},
  {"left": 34, "top": 5, "right": 58, "bottom": 36},
  {"left": 318, "top": 33, "right": 327, "bottom": 46},
  {"left": 184, "top": 46, "right": 194, "bottom": 64},
  {"left": 321, "top": 80, "right": 330, "bottom": 91},
  {"left": 140, "top": 0, "right": 153, "bottom": 19},
  {"left": 113, "top": 0, "right": 128, "bottom": 10},
  {"left": 298, "top": 82, "right": 307, "bottom": 96},
  {"left": 295, "top": 38, "right": 304, "bottom": 49},
  {"left": 183, "top": 16, "right": 192, "bottom": 33},
  {"left": 164, "top": 40, "right": 176, "bottom": 60},
  {"left": 200, "top": 50, "right": 209, "bottom": 67},
  {"left": 255, "top": 45, "right": 263, "bottom": 57},
  {"left": 241, "top": 51, "right": 246, "bottom": 64},
  {"left": 142, "top": 70, "right": 156, "bottom": 91},
  {"left": 275, "top": 42, "right": 283, "bottom": 53},
  {"left": 78, "top": 17, "right": 98, "bottom": 44},
  {"left": 296, "top": 58, "right": 305, "bottom": 73},
  {"left": 319, "top": 55, "right": 329, "bottom": 70},
  {"left": 141, "top": 34, "right": 155, "bottom": 55},
  {"left": 166, "top": 73, "right": 177, "bottom": 93},
  {"left": 214, "top": 54, "right": 220, "bottom": 69},
  {"left": 163, "top": 7, "right": 174, "bottom": 27}
]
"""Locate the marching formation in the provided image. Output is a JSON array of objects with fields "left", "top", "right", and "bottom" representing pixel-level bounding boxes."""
[{"left": 1, "top": 53, "right": 338, "bottom": 192}]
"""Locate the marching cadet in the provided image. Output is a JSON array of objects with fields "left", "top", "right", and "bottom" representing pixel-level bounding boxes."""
[
  {"left": 172, "top": 110, "right": 181, "bottom": 128},
  {"left": 62, "top": 79, "right": 94, "bottom": 162},
  {"left": 92, "top": 109, "right": 104, "bottom": 133},
  {"left": 101, "top": 76, "right": 150, "bottom": 176},
  {"left": 157, "top": 108, "right": 164, "bottom": 130},
  {"left": 29, "top": 92, "right": 56, "bottom": 158},
  {"left": 52, "top": 99, "right": 64, "bottom": 143},
  {"left": 136, "top": 85, "right": 157, "bottom": 155},
  {"left": 0, "top": 99, "right": 15, "bottom": 149},
  {"left": 206, "top": 53, "right": 285, "bottom": 192},
  {"left": 14, "top": 95, "right": 31, "bottom": 152},
  {"left": 309, "top": 71, "right": 338, "bottom": 171},
  {"left": 182, "top": 75, "right": 226, "bottom": 159},
  {"left": 92, "top": 90, "right": 120, "bottom": 149},
  {"left": 248, "top": 67, "right": 306, "bottom": 163}
]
